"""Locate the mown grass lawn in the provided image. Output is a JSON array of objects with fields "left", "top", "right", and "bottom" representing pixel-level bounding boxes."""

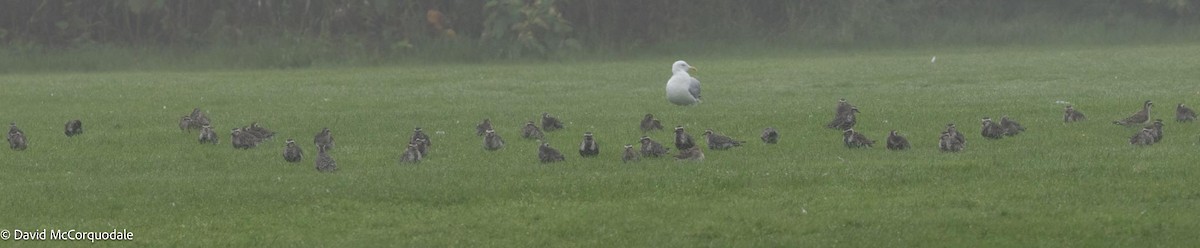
[{"left": 1, "top": 44, "right": 1199, "bottom": 247}]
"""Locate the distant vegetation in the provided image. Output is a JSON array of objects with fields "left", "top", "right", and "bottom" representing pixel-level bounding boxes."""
[{"left": 2, "top": 0, "right": 1199, "bottom": 71}]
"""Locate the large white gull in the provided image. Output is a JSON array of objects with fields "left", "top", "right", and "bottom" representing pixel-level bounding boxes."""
[{"left": 665, "top": 60, "right": 701, "bottom": 106}]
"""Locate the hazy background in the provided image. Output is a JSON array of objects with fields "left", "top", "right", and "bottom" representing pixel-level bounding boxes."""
[{"left": 2, "top": 0, "right": 1198, "bottom": 72}]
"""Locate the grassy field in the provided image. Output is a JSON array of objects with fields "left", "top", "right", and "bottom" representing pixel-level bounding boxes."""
[{"left": 1, "top": 44, "right": 1199, "bottom": 246}]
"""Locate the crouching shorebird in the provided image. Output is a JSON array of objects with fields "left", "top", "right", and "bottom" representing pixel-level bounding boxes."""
[
  {"left": 886, "top": 130, "right": 911, "bottom": 150},
  {"left": 1177, "top": 103, "right": 1196, "bottom": 122},
  {"left": 665, "top": 60, "right": 701, "bottom": 106},
  {"left": 538, "top": 142, "right": 566, "bottom": 164},
  {"left": 639, "top": 136, "right": 670, "bottom": 158},
  {"left": 981, "top": 117, "right": 1005, "bottom": 139},
  {"left": 945, "top": 123, "right": 966, "bottom": 146},
  {"left": 476, "top": 118, "right": 493, "bottom": 136},
  {"left": 283, "top": 139, "right": 303, "bottom": 163},
  {"left": 621, "top": 144, "right": 640, "bottom": 163},
  {"left": 314, "top": 127, "right": 335, "bottom": 151},
  {"left": 1000, "top": 115, "right": 1026, "bottom": 136},
  {"left": 842, "top": 129, "right": 874, "bottom": 148},
  {"left": 410, "top": 138, "right": 429, "bottom": 158},
  {"left": 231, "top": 128, "right": 261, "bottom": 149},
  {"left": 640, "top": 114, "right": 664, "bottom": 132},
  {"left": 1130, "top": 127, "right": 1155, "bottom": 146},
  {"left": 400, "top": 143, "right": 423, "bottom": 164},
  {"left": 761, "top": 127, "right": 779, "bottom": 144},
  {"left": 1149, "top": 119, "right": 1164, "bottom": 143},
  {"left": 179, "top": 116, "right": 193, "bottom": 132},
  {"left": 64, "top": 119, "right": 83, "bottom": 137},
  {"left": 578, "top": 132, "right": 599, "bottom": 157},
  {"left": 939, "top": 131, "right": 964, "bottom": 152},
  {"left": 410, "top": 127, "right": 431, "bottom": 147},
  {"left": 521, "top": 121, "right": 544, "bottom": 140},
  {"left": 182, "top": 108, "right": 210, "bottom": 133},
  {"left": 673, "top": 126, "right": 695, "bottom": 150},
  {"left": 199, "top": 124, "right": 219, "bottom": 144},
  {"left": 1064, "top": 105, "right": 1086, "bottom": 122},
  {"left": 243, "top": 122, "right": 276, "bottom": 140},
  {"left": 541, "top": 113, "right": 564, "bottom": 131},
  {"left": 704, "top": 129, "right": 744, "bottom": 150},
  {"left": 1114, "top": 100, "right": 1153, "bottom": 126},
  {"left": 674, "top": 147, "right": 704, "bottom": 161},
  {"left": 483, "top": 129, "right": 505, "bottom": 151},
  {"left": 315, "top": 147, "right": 337, "bottom": 172}
]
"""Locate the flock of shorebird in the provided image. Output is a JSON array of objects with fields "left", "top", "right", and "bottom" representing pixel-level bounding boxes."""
[
  {"left": 6, "top": 98, "right": 1192, "bottom": 173},
  {"left": 830, "top": 99, "right": 1195, "bottom": 152},
  {"left": 3, "top": 59, "right": 1196, "bottom": 171},
  {"left": 472, "top": 112, "right": 754, "bottom": 164}
]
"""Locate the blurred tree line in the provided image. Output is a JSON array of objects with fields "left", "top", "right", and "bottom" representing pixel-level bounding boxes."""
[{"left": 1, "top": 0, "right": 1198, "bottom": 59}]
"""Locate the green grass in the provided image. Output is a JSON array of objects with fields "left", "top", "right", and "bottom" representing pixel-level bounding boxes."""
[{"left": 2, "top": 44, "right": 1200, "bottom": 247}]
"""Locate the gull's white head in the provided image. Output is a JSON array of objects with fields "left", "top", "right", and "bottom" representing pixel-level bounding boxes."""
[{"left": 672, "top": 60, "right": 697, "bottom": 74}]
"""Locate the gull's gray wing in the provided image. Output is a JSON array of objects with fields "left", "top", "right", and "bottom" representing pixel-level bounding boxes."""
[{"left": 688, "top": 77, "right": 701, "bottom": 99}]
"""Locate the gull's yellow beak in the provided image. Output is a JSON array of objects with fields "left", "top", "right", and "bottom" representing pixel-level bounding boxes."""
[{"left": 688, "top": 66, "right": 697, "bottom": 72}]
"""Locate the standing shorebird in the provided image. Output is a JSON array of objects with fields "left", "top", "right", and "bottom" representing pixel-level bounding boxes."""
[
  {"left": 7, "top": 123, "right": 27, "bottom": 151},
  {"left": 283, "top": 139, "right": 304, "bottom": 163},
  {"left": 703, "top": 129, "right": 744, "bottom": 150},
  {"left": 578, "top": 132, "right": 600, "bottom": 157},
  {"left": 538, "top": 142, "right": 566, "bottom": 163},
  {"left": 521, "top": 121, "right": 544, "bottom": 140},
  {"left": 640, "top": 114, "right": 664, "bottom": 132},
  {"left": 665, "top": 60, "right": 701, "bottom": 106},
  {"left": 1177, "top": 103, "right": 1196, "bottom": 122},
  {"left": 314, "top": 127, "right": 335, "bottom": 151},
  {"left": 827, "top": 99, "right": 855, "bottom": 129},
  {"left": 541, "top": 112, "right": 564, "bottom": 131},
  {"left": 621, "top": 144, "right": 640, "bottom": 163},
  {"left": 1114, "top": 100, "right": 1153, "bottom": 126},
  {"left": 1064, "top": 105, "right": 1086, "bottom": 122},
  {"left": 827, "top": 107, "right": 860, "bottom": 130},
  {"left": 761, "top": 127, "right": 779, "bottom": 144},
  {"left": 639, "top": 136, "right": 670, "bottom": 157},
  {"left": 673, "top": 126, "right": 696, "bottom": 150},
  {"left": 64, "top": 119, "right": 83, "bottom": 137},
  {"left": 483, "top": 129, "right": 505, "bottom": 151},
  {"left": 886, "top": 130, "right": 911, "bottom": 150},
  {"left": 476, "top": 118, "right": 493, "bottom": 136}
]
